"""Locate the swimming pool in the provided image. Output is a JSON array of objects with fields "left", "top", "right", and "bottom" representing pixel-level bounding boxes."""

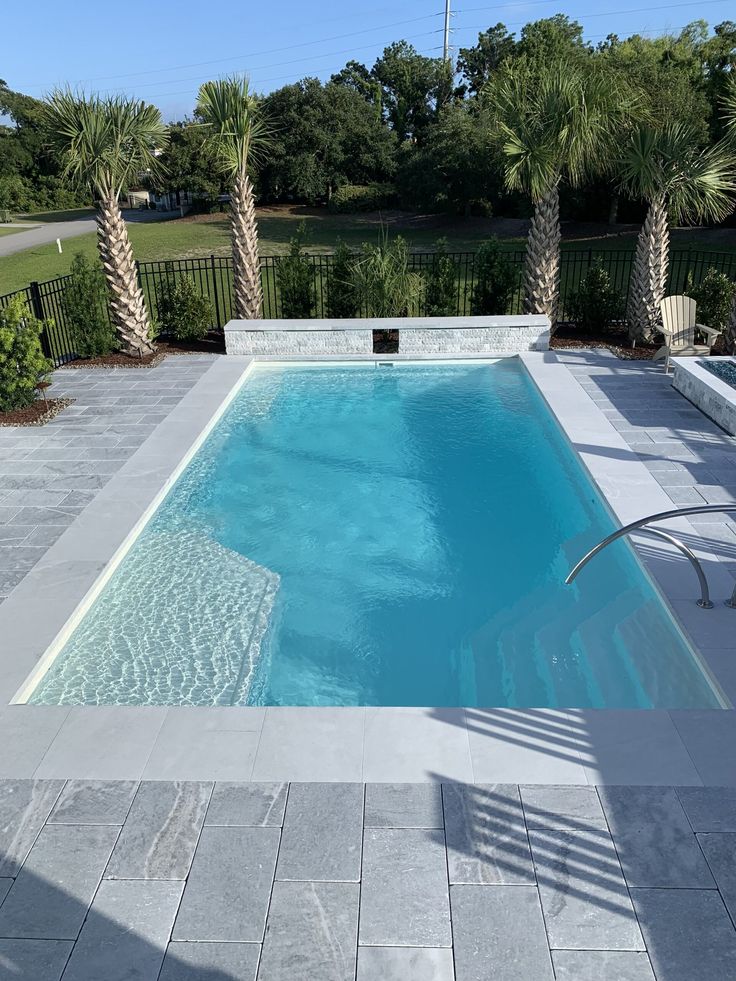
[{"left": 27, "top": 360, "right": 720, "bottom": 709}]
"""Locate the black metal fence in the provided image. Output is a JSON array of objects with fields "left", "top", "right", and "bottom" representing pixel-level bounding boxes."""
[{"left": 2, "top": 247, "right": 735, "bottom": 367}]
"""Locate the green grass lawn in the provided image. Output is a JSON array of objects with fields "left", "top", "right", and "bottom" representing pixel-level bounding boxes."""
[
  {"left": 0, "top": 227, "right": 27, "bottom": 238},
  {"left": 1, "top": 204, "right": 734, "bottom": 295}
]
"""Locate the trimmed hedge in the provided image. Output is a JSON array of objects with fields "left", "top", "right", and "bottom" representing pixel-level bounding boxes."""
[{"left": 328, "top": 183, "right": 398, "bottom": 214}]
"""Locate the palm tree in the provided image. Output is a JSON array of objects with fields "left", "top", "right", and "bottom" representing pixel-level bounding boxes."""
[
  {"left": 492, "top": 64, "right": 630, "bottom": 330},
  {"left": 720, "top": 77, "right": 736, "bottom": 353},
  {"left": 620, "top": 124, "right": 736, "bottom": 344},
  {"left": 44, "top": 92, "right": 167, "bottom": 357},
  {"left": 196, "top": 78, "right": 272, "bottom": 320}
]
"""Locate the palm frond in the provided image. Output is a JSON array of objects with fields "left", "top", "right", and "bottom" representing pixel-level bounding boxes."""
[
  {"left": 619, "top": 123, "right": 736, "bottom": 224},
  {"left": 43, "top": 90, "right": 168, "bottom": 200},
  {"left": 489, "top": 62, "right": 638, "bottom": 202},
  {"left": 195, "top": 77, "right": 273, "bottom": 177}
]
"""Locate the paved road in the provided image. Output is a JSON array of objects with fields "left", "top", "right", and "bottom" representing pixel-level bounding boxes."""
[
  {"left": 0, "top": 217, "right": 97, "bottom": 257},
  {"left": 0, "top": 210, "right": 180, "bottom": 258}
]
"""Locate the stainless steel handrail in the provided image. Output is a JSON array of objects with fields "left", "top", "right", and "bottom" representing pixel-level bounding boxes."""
[{"left": 566, "top": 504, "right": 736, "bottom": 609}]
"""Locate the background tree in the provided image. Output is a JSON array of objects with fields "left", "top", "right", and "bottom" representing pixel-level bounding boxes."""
[
  {"left": 261, "top": 79, "right": 396, "bottom": 203},
  {"left": 396, "top": 103, "right": 502, "bottom": 215},
  {"left": 372, "top": 42, "right": 444, "bottom": 142},
  {"left": 196, "top": 77, "right": 271, "bottom": 320},
  {"left": 0, "top": 80, "right": 86, "bottom": 212},
  {"left": 154, "top": 122, "right": 222, "bottom": 202},
  {"left": 456, "top": 25, "right": 516, "bottom": 96},
  {"left": 44, "top": 92, "right": 167, "bottom": 356},
  {"left": 619, "top": 123, "right": 736, "bottom": 342}
]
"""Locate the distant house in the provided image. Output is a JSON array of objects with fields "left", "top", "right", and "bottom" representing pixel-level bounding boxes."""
[{"left": 121, "top": 187, "right": 194, "bottom": 212}]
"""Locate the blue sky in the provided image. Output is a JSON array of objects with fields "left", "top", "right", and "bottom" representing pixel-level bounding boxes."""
[{"left": 3, "top": 0, "right": 734, "bottom": 120}]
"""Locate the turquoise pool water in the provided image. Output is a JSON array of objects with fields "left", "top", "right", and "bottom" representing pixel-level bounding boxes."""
[{"left": 30, "top": 361, "right": 719, "bottom": 708}]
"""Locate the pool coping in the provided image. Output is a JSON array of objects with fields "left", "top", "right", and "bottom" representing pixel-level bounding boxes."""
[{"left": 1, "top": 352, "right": 734, "bottom": 785}]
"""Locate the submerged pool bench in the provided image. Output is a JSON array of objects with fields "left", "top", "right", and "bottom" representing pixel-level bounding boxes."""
[{"left": 224, "top": 315, "right": 551, "bottom": 357}]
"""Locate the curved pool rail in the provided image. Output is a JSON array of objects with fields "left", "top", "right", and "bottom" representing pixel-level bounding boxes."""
[{"left": 566, "top": 504, "right": 736, "bottom": 609}]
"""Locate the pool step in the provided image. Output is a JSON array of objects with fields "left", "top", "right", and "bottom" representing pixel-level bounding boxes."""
[{"left": 30, "top": 528, "right": 280, "bottom": 706}]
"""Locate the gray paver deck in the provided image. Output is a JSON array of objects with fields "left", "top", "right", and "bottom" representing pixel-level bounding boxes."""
[
  {"left": 0, "top": 353, "right": 734, "bottom": 789},
  {"left": 0, "top": 780, "right": 732, "bottom": 978}
]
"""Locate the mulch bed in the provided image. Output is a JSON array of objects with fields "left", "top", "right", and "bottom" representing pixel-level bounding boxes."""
[
  {"left": 0, "top": 397, "right": 75, "bottom": 427},
  {"left": 551, "top": 325, "right": 659, "bottom": 360},
  {"left": 59, "top": 335, "right": 226, "bottom": 370}
]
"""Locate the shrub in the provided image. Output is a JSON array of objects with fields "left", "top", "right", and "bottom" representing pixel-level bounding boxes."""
[
  {"left": 470, "top": 238, "right": 518, "bottom": 316},
  {"left": 687, "top": 268, "right": 736, "bottom": 332},
  {"left": 327, "top": 240, "right": 359, "bottom": 319},
  {"left": 425, "top": 239, "right": 457, "bottom": 317},
  {"left": 328, "top": 183, "right": 397, "bottom": 214},
  {"left": 567, "top": 261, "right": 625, "bottom": 331},
  {"left": 277, "top": 223, "right": 316, "bottom": 319},
  {"left": 63, "top": 252, "right": 117, "bottom": 358},
  {"left": 156, "top": 275, "right": 213, "bottom": 342},
  {"left": 0, "top": 297, "right": 52, "bottom": 412},
  {"left": 350, "top": 235, "right": 423, "bottom": 318}
]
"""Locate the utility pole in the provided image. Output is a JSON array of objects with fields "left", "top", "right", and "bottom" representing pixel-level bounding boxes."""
[{"left": 443, "top": 0, "right": 451, "bottom": 63}]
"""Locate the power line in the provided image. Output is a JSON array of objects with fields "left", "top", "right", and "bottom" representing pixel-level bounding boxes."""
[
  {"left": 90, "top": 32, "right": 442, "bottom": 98},
  {"left": 20, "top": 12, "right": 444, "bottom": 91}
]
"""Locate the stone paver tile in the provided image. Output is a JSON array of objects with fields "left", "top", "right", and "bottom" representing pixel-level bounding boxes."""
[
  {"left": 520, "top": 784, "right": 607, "bottom": 831},
  {"left": 359, "top": 829, "right": 450, "bottom": 947},
  {"left": 173, "top": 826, "right": 279, "bottom": 942},
  {"left": 0, "top": 709, "right": 69, "bottom": 780},
  {"left": 572, "top": 710, "right": 700, "bottom": 785},
  {"left": 276, "top": 782, "right": 362, "bottom": 882},
  {"left": 464, "top": 709, "right": 587, "bottom": 783},
  {"left": 697, "top": 833, "right": 736, "bottom": 921},
  {"left": 631, "top": 887, "right": 736, "bottom": 981},
  {"left": 60, "top": 879, "right": 184, "bottom": 981},
  {"left": 451, "top": 884, "right": 554, "bottom": 981},
  {"left": 48, "top": 781, "right": 138, "bottom": 825},
  {"left": 252, "top": 707, "right": 364, "bottom": 781},
  {"left": 258, "top": 881, "right": 359, "bottom": 981},
  {"left": 0, "top": 939, "right": 73, "bottom": 981},
  {"left": 364, "top": 783, "right": 443, "bottom": 828},
  {"left": 443, "top": 783, "right": 534, "bottom": 884},
  {"left": 34, "top": 707, "right": 166, "bottom": 780},
  {"left": 0, "top": 825, "right": 118, "bottom": 940},
  {"left": 105, "top": 781, "right": 211, "bottom": 880},
  {"left": 0, "top": 780, "right": 65, "bottom": 876},
  {"left": 598, "top": 786, "right": 715, "bottom": 888},
  {"left": 552, "top": 950, "right": 656, "bottom": 980},
  {"left": 357, "top": 946, "right": 454, "bottom": 981},
  {"left": 677, "top": 787, "right": 736, "bottom": 832},
  {"left": 529, "top": 829, "right": 644, "bottom": 950},
  {"left": 159, "top": 941, "right": 260, "bottom": 981},
  {"left": 142, "top": 713, "right": 261, "bottom": 781},
  {"left": 363, "top": 708, "right": 472, "bottom": 783},
  {"left": 206, "top": 782, "right": 287, "bottom": 827}
]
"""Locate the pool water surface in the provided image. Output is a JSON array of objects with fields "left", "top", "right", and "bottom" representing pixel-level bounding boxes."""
[{"left": 29, "top": 361, "right": 720, "bottom": 709}]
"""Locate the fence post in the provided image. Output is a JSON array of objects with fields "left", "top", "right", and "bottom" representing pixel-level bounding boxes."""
[
  {"left": 29, "top": 281, "right": 44, "bottom": 321},
  {"left": 28, "top": 282, "right": 53, "bottom": 358},
  {"left": 210, "top": 255, "right": 222, "bottom": 328}
]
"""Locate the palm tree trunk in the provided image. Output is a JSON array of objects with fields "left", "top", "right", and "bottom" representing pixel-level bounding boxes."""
[
  {"left": 231, "top": 169, "right": 263, "bottom": 320},
  {"left": 627, "top": 194, "right": 669, "bottom": 344},
  {"left": 523, "top": 184, "right": 561, "bottom": 330},
  {"left": 97, "top": 197, "right": 154, "bottom": 357}
]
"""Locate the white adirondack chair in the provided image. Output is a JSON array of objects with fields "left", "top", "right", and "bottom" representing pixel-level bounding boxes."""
[{"left": 654, "top": 295, "right": 722, "bottom": 372}]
